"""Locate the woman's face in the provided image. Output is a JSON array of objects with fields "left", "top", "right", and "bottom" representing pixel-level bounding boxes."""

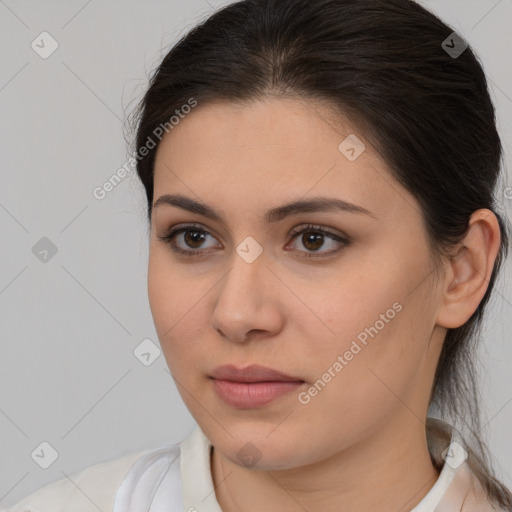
[{"left": 148, "top": 97, "right": 447, "bottom": 470}]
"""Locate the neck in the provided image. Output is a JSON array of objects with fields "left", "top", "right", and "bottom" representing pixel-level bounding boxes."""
[{"left": 211, "top": 415, "right": 440, "bottom": 512}]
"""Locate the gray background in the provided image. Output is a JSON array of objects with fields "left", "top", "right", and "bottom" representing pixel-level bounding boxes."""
[{"left": 0, "top": 0, "right": 511, "bottom": 507}]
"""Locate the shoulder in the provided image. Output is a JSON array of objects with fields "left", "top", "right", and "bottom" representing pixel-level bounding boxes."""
[
  {"left": 2, "top": 446, "right": 171, "bottom": 512},
  {"left": 459, "top": 468, "right": 511, "bottom": 512}
]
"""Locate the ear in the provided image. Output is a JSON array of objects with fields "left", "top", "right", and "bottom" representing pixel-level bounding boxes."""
[{"left": 436, "top": 209, "right": 501, "bottom": 329}]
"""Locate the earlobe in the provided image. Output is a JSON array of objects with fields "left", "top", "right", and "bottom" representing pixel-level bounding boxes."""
[{"left": 436, "top": 209, "right": 501, "bottom": 329}]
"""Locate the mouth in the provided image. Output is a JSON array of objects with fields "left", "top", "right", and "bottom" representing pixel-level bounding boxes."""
[
  {"left": 210, "top": 363, "right": 305, "bottom": 383},
  {"left": 209, "top": 364, "right": 305, "bottom": 408}
]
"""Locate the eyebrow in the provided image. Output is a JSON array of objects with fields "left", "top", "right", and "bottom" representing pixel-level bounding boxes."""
[{"left": 152, "top": 194, "right": 376, "bottom": 223}]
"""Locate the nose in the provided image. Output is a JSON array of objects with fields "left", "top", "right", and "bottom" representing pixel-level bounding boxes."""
[{"left": 209, "top": 251, "right": 284, "bottom": 344}]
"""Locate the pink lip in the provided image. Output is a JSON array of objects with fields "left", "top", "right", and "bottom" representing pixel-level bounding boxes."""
[
  {"left": 212, "top": 380, "right": 304, "bottom": 408},
  {"left": 210, "top": 364, "right": 305, "bottom": 408},
  {"left": 210, "top": 364, "right": 303, "bottom": 382}
]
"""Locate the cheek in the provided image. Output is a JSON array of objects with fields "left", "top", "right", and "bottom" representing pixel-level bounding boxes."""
[
  {"left": 293, "top": 256, "right": 425, "bottom": 401},
  {"left": 147, "top": 256, "right": 173, "bottom": 336},
  {"left": 295, "top": 309, "right": 418, "bottom": 449},
  {"left": 148, "top": 252, "right": 185, "bottom": 347},
  {"left": 147, "top": 250, "right": 213, "bottom": 373},
  {"left": 292, "top": 259, "right": 402, "bottom": 352},
  {"left": 148, "top": 248, "right": 194, "bottom": 330}
]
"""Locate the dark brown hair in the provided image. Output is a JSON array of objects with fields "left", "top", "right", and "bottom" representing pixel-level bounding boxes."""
[{"left": 127, "top": 0, "right": 511, "bottom": 508}]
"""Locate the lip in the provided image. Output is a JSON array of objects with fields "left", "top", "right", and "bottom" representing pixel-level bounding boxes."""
[
  {"left": 212, "top": 380, "right": 304, "bottom": 408},
  {"left": 210, "top": 364, "right": 305, "bottom": 408},
  {"left": 210, "top": 364, "right": 303, "bottom": 382}
]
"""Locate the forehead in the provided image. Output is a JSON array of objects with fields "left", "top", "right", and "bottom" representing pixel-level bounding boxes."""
[
  {"left": 151, "top": 97, "right": 413, "bottom": 223},
  {"left": 155, "top": 96, "right": 359, "bottom": 159}
]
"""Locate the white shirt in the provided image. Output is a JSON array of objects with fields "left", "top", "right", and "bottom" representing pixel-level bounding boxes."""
[{"left": 3, "top": 418, "right": 505, "bottom": 511}]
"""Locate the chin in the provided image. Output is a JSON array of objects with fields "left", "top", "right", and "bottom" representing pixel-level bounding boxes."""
[{"left": 211, "top": 427, "right": 305, "bottom": 469}]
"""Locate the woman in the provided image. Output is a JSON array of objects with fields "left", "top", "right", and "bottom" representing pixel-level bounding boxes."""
[{"left": 5, "top": 0, "right": 511, "bottom": 510}]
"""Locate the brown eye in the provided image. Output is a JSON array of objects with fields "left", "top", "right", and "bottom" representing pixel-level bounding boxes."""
[
  {"left": 157, "top": 223, "right": 222, "bottom": 256},
  {"left": 301, "top": 232, "right": 325, "bottom": 251},
  {"left": 158, "top": 223, "right": 349, "bottom": 259},
  {"left": 287, "top": 224, "right": 350, "bottom": 258},
  {"left": 183, "top": 230, "right": 207, "bottom": 249}
]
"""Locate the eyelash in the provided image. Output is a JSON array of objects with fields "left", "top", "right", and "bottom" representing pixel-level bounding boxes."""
[{"left": 157, "top": 223, "right": 350, "bottom": 259}]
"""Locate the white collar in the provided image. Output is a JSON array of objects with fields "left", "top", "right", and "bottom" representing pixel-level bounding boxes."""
[{"left": 180, "top": 426, "right": 224, "bottom": 512}]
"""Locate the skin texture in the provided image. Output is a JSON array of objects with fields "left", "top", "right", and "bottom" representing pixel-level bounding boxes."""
[{"left": 147, "top": 97, "right": 501, "bottom": 512}]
